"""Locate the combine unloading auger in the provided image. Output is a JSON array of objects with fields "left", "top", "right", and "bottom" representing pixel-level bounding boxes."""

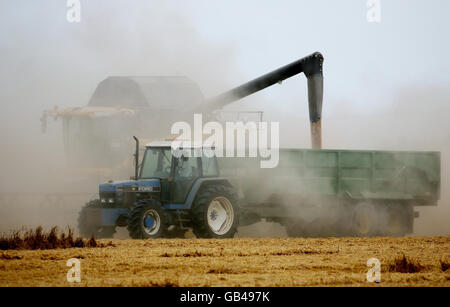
[{"left": 201, "top": 52, "right": 324, "bottom": 149}]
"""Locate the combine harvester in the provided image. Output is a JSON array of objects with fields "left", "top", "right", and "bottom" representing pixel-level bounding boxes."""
[
  {"left": 41, "top": 76, "right": 209, "bottom": 175},
  {"left": 77, "top": 52, "right": 441, "bottom": 238}
]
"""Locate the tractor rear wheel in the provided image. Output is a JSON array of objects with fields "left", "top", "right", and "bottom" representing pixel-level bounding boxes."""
[
  {"left": 192, "top": 185, "right": 239, "bottom": 239},
  {"left": 78, "top": 200, "right": 116, "bottom": 239},
  {"left": 127, "top": 199, "right": 168, "bottom": 239}
]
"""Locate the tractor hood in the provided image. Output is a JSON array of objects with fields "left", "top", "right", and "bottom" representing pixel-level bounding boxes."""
[{"left": 99, "top": 179, "right": 161, "bottom": 193}]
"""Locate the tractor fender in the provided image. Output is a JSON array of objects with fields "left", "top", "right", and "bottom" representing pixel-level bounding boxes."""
[{"left": 183, "top": 177, "right": 235, "bottom": 209}]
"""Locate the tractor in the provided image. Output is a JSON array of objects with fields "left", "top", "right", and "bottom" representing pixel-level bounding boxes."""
[{"left": 78, "top": 139, "right": 239, "bottom": 238}]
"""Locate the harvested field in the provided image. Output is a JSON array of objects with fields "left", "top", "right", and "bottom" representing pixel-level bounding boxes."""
[{"left": 0, "top": 236, "right": 449, "bottom": 287}]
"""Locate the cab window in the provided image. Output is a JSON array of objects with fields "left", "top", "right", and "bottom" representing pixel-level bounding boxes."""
[
  {"left": 174, "top": 155, "right": 199, "bottom": 179},
  {"left": 201, "top": 156, "right": 219, "bottom": 177},
  {"left": 171, "top": 151, "right": 200, "bottom": 203},
  {"left": 140, "top": 148, "right": 172, "bottom": 179}
]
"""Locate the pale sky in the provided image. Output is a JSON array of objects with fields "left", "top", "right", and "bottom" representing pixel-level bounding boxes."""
[{"left": 0, "top": 0, "right": 449, "bottom": 139}]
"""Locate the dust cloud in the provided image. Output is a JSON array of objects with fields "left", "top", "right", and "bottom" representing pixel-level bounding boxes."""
[
  {"left": 0, "top": 2, "right": 448, "bottom": 237},
  {"left": 326, "top": 85, "right": 450, "bottom": 236},
  {"left": 0, "top": 2, "right": 240, "bottom": 232}
]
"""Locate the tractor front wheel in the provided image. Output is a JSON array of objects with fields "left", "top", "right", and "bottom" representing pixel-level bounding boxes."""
[{"left": 127, "top": 200, "right": 168, "bottom": 239}]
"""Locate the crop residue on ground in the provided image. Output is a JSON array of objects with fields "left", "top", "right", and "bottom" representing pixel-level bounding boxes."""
[{"left": 0, "top": 237, "right": 449, "bottom": 286}]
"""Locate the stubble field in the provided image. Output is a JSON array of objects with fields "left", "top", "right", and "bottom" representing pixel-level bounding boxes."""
[{"left": 1, "top": 236, "right": 450, "bottom": 287}]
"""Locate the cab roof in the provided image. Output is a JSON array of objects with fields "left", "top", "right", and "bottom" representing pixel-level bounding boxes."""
[{"left": 145, "top": 140, "right": 210, "bottom": 148}]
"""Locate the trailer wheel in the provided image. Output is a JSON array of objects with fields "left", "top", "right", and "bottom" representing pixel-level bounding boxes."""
[
  {"left": 192, "top": 185, "right": 239, "bottom": 239},
  {"left": 351, "top": 202, "right": 380, "bottom": 237},
  {"left": 127, "top": 200, "right": 168, "bottom": 239},
  {"left": 78, "top": 200, "right": 116, "bottom": 239},
  {"left": 384, "top": 204, "right": 411, "bottom": 237}
]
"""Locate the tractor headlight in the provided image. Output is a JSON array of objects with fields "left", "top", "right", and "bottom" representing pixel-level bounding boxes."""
[
  {"left": 100, "top": 198, "right": 114, "bottom": 204},
  {"left": 100, "top": 196, "right": 115, "bottom": 204}
]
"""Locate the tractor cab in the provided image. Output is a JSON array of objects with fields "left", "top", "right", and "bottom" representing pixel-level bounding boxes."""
[{"left": 139, "top": 141, "right": 220, "bottom": 205}]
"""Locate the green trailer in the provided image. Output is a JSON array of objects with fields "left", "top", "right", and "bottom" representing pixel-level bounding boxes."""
[{"left": 219, "top": 149, "right": 440, "bottom": 236}]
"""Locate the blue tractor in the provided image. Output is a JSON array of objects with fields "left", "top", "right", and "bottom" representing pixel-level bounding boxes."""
[{"left": 78, "top": 138, "right": 239, "bottom": 239}]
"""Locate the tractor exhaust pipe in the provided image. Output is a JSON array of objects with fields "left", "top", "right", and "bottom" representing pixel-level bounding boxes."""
[{"left": 133, "top": 136, "right": 139, "bottom": 180}]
